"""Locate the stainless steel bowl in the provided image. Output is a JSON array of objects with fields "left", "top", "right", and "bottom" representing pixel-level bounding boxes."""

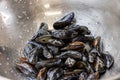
[{"left": 0, "top": 0, "right": 120, "bottom": 80}]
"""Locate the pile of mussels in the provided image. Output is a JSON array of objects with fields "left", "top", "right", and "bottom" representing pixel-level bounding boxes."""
[{"left": 16, "top": 12, "right": 114, "bottom": 80}]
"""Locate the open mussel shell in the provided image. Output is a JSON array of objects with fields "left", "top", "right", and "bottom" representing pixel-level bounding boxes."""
[
  {"left": 53, "top": 12, "right": 75, "bottom": 30},
  {"left": 35, "top": 35, "right": 64, "bottom": 47},
  {"left": 35, "top": 35, "right": 52, "bottom": 44}
]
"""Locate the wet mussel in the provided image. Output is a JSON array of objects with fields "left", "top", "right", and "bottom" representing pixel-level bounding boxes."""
[{"left": 16, "top": 12, "right": 114, "bottom": 80}]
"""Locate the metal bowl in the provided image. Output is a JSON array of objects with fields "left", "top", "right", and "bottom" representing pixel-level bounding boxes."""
[{"left": 0, "top": 0, "right": 120, "bottom": 80}]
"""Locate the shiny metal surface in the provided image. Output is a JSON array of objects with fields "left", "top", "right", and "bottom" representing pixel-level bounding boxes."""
[{"left": 0, "top": 0, "right": 120, "bottom": 80}]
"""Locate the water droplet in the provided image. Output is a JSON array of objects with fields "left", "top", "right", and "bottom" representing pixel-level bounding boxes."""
[
  {"left": 5, "top": 6, "right": 8, "bottom": 9},
  {"left": 96, "top": 22, "right": 100, "bottom": 24},
  {"left": 18, "top": 35, "right": 22, "bottom": 39},
  {"left": 22, "top": 11, "right": 27, "bottom": 15},
  {"left": 4, "top": 71, "right": 7, "bottom": 74},
  {"left": 13, "top": 43, "right": 16, "bottom": 46},
  {"left": 7, "top": 57, "right": 10, "bottom": 60},
  {"left": 26, "top": 17, "right": 30, "bottom": 19},
  {"left": 2, "top": 47, "right": 5, "bottom": 51},
  {"left": 6, "top": 62, "right": 9, "bottom": 65},
  {"left": 17, "top": 15, "right": 22, "bottom": 19},
  {"left": 26, "top": 30, "right": 30, "bottom": 32},
  {"left": 22, "top": 6, "right": 25, "bottom": 8}
]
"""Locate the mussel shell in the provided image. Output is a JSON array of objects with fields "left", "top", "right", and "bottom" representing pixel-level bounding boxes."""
[
  {"left": 93, "top": 36, "right": 104, "bottom": 53},
  {"left": 53, "top": 12, "right": 74, "bottom": 29},
  {"left": 35, "top": 35, "right": 64, "bottom": 46},
  {"left": 79, "top": 72, "right": 88, "bottom": 80},
  {"left": 42, "top": 47, "right": 53, "bottom": 59},
  {"left": 87, "top": 72, "right": 99, "bottom": 80},
  {"left": 65, "top": 57, "right": 76, "bottom": 67},
  {"left": 61, "top": 41, "right": 85, "bottom": 50},
  {"left": 102, "top": 52, "right": 114, "bottom": 69},
  {"left": 31, "top": 22, "right": 51, "bottom": 40},
  {"left": 55, "top": 50, "right": 82, "bottom": 60},
  {"left": 47, "top": 45, "right": 59, "bottom": 55},
  {"left": 88, "top": 49, "right": 98, "bottom": 63},
  {"left": 47, "top": 68, "right": 63, "bottom": 80},
  {"left": 64, "top": 69, "right": 83, "bottom": 76},
  {"left": 35, "top": 35, "right": 52, "bottom": 44},
  {"left": 35, "top": 59, "right": 61, "bottom": 69},
  {"left": 74, "top": 61, "right": 87, "bottom": 70},
  {"left": 84, "top": 43, "right": 92, "bottom": 53},
  {"left": 16, "top": 62, "right": 37, "bottom": 78},
  {"left": 48, "top": 38, "right": 64, "bottom": 47},
  {"left": 39, "top": 22, "right": 48, "bottom": 30},
  {"left": 19, "top": 57, "right": 28, "bottom": 63},
  {"left": 52, "top": 29, "right": 78, "bottom": 39},
  {"left": 94, "top": 57, "right": 106, "bottom": 73},
  {"left": 72, "top": 35, "right": 94, "bottom": 43},
  {"left": 23, "top": 42, "right": 44, "bottom": 64},
  {"left": 37, "top": 67, "right": 47, "bottom": 80},
  {"left": 68, "top": 25, "right": 91, "bottom": 35}
]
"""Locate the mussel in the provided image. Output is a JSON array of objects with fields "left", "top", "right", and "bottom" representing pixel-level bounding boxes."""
[
  {"left": 87, "top": 72, "right": 99, "bottom": 80},
  {"left": 37, "top": 67, "right": 47, "bottom": 80},
  {"left": 53, "top": 12, "right": 74, "bottom": 29},
  {"left": 79, "top": 72, "right": 88, "bottom": 80},
  {"left": 65, "top": 57, "right": 76, "bottom": 67},
  {"left": 35, "top": 59, "right": 61, "bottom": 69},
  {"left": 61, "top": 41, "right": 85, "bottom": 51},
  {"left": 31, "top": 22, "right": 51, "bottom": 40},
  {"left": 52, "top": 29, "right": 78, "bottom": 39},
  {"left": 23, "top": 43, "right": 43, "bottom": 64},
  {"left": 94, "top": 57, "right": 106, "bottom": 73},
  {"left": 88, "top": 48, "right": 98, "bottom": 63},
  {"left": 16, "top": 62, "right": 37, "bottom": 78},
  {"left": 55, "top": 50, "right": 82, "bottom": 60},
  {"left": 103, "top": 52, "right": 114, "bottom": 69},
  {"left": 46, "top": 68, "right": 63, "bottom": 80},
  {"left": 35, "top": 35, "right": 64, "bottom": 46}
]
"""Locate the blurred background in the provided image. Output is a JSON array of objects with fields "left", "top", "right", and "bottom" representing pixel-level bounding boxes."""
[{"left": 0, "top": 0, "right": 120, "bottom": 80}]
